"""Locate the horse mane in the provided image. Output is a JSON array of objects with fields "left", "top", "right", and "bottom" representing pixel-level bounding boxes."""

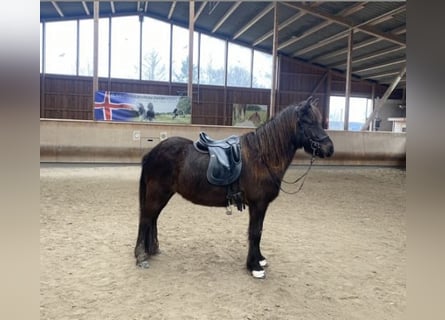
[
  {"left": 242, "top": 100, "right": 321, "bottom": 171},
  {"left": 242, "top": 104, "right": 298, "bottom": 171}
]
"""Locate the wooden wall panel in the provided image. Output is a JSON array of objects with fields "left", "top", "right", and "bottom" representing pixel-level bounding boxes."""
[{"left": 41, "top": 75, "right": 94, "bottom": 120}]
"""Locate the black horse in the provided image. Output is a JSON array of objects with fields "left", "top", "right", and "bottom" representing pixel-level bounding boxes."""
[
  {"left": 145, "top": 102, "right": 155, "bottom": 121},
  {"left": 138, "top": 102, "right": 155, "bottom": 121},
  {"left": 134, "top": 97, "right": 334, "bottom": 278}
]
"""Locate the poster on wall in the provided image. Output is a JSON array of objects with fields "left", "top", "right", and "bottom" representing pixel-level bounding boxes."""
[
  {"left": 232, "top": 103, "right": 268, "bottom": 127},
  {"left": 94, "top": 90, "right": 191, "bottom": 124}
]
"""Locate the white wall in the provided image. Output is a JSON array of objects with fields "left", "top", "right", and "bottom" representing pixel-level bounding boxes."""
[{"left": 40, "top": 119, "right": 406, "bottom": 167}]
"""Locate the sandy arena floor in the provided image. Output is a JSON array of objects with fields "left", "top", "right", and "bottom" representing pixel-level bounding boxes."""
[{"left": 40, "top": 164, "right": 406, "bottom": 320}]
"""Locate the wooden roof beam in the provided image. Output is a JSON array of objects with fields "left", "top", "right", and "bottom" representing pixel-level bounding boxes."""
[
  {"left": 194, "top": 1, "right": 207, "bottom": 23},
  {"left": 81, "top": 1, "right": 90, "bottom": 16},
  {"left": 279, "top": 21, "right": 331, "bottom": 51},
  {"left": 283, "top": 2, "right": 406, "bottom": 49},
  {"left": 212, "top": 2, "right": 242, "bottom": 33},
  {"left": 354, "top": 58, "right": 406, "bottom": 74},
  {"left": 366, "top": 71, "right": 399, "bottom": 79},
  {"left": 338, "top": 2, "right": 367, "bottom": 17},
  {"left": 279, "top": 2, "right": 366, "bottom": 51},
  {"left": 51, "top": 1, "right": 64, "bottom": 17},
  {"left": 233, "top": 3, "right": 274, "bottom": 40},
  {"left": 361, "top": 66, "right": 406, "bottom": 131},
  {"left": 253, "top": 10, "right": 305, "bottom": 46},
  {"left": 329, "top": 46, "right": 404, "bottom": 69},
  {"left": 391, "top": 25, "right": 406, "bottom": 35},
  {"left": 168, "top": 1, "right": 177, "bottom": 20},
  {"left": 308, "top": 21, "right": 407, "bottom": 63}
]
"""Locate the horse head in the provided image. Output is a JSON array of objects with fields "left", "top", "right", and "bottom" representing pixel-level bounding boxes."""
[
  {"left": 296, "top": 97, "right": 334, "bottom": 158},
  {"left": 137, "top": 103, "right": 145, "bottom": 114}
]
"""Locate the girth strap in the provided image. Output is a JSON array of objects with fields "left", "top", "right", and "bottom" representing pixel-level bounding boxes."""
[{"left": 227, "top": 181, "right": 245, "bottom": 213}]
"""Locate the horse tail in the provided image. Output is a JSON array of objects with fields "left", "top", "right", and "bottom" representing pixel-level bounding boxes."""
[
  {"left": 139, "top": 155, "right": 149, "bottom": 217},
  {"left": 136, "top": 153, "right": 164, "bottom": 256},
  {"left": 136, "top": 155, "right": 153, "bottom": 255}
]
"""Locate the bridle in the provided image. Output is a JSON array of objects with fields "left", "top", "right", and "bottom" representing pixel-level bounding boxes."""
[{"left": 307, "top": 134, "right": 328, "bottom": 157}]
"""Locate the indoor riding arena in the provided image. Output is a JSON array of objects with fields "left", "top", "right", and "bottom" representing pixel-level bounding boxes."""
[{"left": 40, "top": 2, "right": 406, "bottom": 320}]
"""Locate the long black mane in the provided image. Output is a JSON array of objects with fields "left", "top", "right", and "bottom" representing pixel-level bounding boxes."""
[{"left": 242, "top": 101, "right": 321, "bottom": 172}]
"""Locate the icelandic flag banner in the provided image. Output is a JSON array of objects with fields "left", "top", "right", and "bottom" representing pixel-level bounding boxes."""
[
  {"left": 94, "top": 91, "right": 139, "bottom": 121},
  {"left": 94, "top": 90, "right": 190, "bottom": 123}
]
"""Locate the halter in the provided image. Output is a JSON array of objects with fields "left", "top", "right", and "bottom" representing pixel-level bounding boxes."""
[{"left": 307, "top": 134, "right": 328, "bottom": 156}]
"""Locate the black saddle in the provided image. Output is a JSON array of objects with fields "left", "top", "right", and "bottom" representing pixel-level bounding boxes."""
[{"left": 194, "top": 132, "right": 242, "bottom": 186}]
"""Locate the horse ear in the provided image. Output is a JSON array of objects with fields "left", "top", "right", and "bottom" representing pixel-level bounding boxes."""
[
  {"left": 296, "top": 97, "right": 310, "bottom": 116},
  {"left": 301, "top": 96, "right": 313, "bottom": 111},
  {"left": 311, "top": 98, "right": 319, "bottom": 107}
]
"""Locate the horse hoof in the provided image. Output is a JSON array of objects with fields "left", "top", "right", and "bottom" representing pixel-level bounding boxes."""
[
  {"left": 137, "top": 260, "right": 150, "bottom": 269},
  {"left": 259, "top": 259, "right": 268, "bottom": 267},
  {"left": 251, "top": 270, "right": 266, "bottom": 279}
]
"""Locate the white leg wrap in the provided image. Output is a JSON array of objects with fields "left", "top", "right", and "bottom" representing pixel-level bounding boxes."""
[
  {"left": 259, "top": 259, "right": 268, "bottom": 267},
  {"left": 251, "top": 269, "right": 266, "bottom": 279},
  {"left": 137, "top": 260, "right": 150, "bottom": 269}
]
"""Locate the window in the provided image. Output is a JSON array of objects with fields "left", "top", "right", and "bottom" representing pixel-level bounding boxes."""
[
  {"left": 78, "top": 18, "right": 110, "bottom": 77},
  {"left": 328, "top": 96, "right": 373, "bottom": 131},
  {"left": 252, "top": 50, "right": 272, "bottom": 89},
  {"left": 141, "top": 17, "right": 170, "bottom": 81},
  {"left": 171, "top": 25, "right": 198, "bottom": 83},
  {"left": 199, "top": 34, "right": 225, "bottom": 85},
  {"left": 227, "top": 42, "right": 252, "bottom": 87},
  {"left": 78, "top": 19, "right": 93, "bottom": 76},
  {"left": 110, "top": 16, "right": 140, "bottom": 79},
  {"left": 98, "top": 18, "right": 110, "bottom": 78},
  {"left": 41, "top": 15, "right": 274, "bottom": 93},
  {"left": 45, "top": 20, "right": 77, "bottom": 75}
]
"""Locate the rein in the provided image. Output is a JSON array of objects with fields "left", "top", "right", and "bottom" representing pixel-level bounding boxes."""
[
  {"left": 263, "top": 142, "right": 317, "bottom": 195},
  {"left": 257, "top": 107, "right": 328, "bottom": 195}
]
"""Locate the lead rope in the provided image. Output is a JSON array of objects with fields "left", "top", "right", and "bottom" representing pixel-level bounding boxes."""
[{"left": 262, "top": 140, "right": 318, "bottom": 195}]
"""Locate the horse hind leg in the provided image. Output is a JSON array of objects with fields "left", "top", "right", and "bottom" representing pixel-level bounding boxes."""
[
  {"left": 134, "top": 215, "right": 160, "bottom": 268},
  {"left": 134, "top": 186, "right": 173, "bottom": 269}
]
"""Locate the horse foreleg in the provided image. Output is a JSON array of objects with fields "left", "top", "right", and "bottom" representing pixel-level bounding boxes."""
[
  {"left": 246, "top": 203, "right": 268, "bottom": 279},
  {"left": 134, "top": 190, "right": 173, "bottom": 268}
]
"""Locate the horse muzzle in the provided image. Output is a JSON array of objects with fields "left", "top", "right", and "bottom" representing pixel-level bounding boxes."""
[{"left": 310, "top": 137, "right": 334, "bottom": 158}]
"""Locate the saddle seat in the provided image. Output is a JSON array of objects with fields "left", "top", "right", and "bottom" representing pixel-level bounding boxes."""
[{"left": 194, "top": 132, "right": 242, "bottom": 186}]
